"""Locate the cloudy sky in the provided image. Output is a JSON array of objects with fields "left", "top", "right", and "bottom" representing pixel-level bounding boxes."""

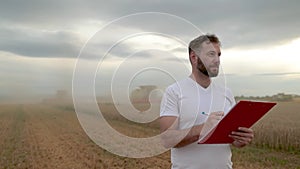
[{"left": 1, "top": 0, "right": 300, "bottom": 103}]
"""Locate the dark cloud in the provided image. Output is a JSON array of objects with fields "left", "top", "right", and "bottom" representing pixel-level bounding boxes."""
[
  {"left": 0, "top": 0, "right": 300, "bottom": 58},
  {"left": 81, "top": 41, "right": 135, "bottom": 60},
  {"left": 118, "top": 0, "right": 300, "bottom": 48},
  {"left": 0, "top": 26, "right": 81, "bottom": 58},
  {"left": 0, "top": 0, "right": 92, "bottom": 26}
]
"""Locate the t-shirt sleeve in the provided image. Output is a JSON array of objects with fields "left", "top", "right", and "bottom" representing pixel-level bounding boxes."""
[{"left": 160, "top": 86, "right": 179, "bottom": 117}]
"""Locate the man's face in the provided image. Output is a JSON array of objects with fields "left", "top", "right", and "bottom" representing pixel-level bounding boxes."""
[{"left": 195, "top": 42, "right": 221, "bottom": 77}]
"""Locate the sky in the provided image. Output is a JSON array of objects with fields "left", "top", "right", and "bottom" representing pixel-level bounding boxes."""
[{"left": 1, "top": 0, "right": 300, "bottom": 103}]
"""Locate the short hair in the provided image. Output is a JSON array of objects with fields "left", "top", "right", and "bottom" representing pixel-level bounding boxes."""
[{"left": 188, "top": 34, "right": 221, "bottom": 56}]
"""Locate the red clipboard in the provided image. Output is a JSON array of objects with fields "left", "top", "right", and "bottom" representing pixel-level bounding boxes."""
[{"left": 198, "top": 100, "right": 277, "bottom": 144}]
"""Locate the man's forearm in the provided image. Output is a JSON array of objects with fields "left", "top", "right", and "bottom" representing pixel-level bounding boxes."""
[{"left": 161, "top": 124, "right": 204, "bottom": 148}]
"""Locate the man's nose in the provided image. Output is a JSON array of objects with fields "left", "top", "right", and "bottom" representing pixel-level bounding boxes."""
[{"left": 213, "top": 55, "right": 220, "bottom": 65}]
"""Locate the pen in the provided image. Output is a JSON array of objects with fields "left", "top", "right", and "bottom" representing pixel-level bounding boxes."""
[{"left": 201, "top": 112, "right": 209, "bottom": 116}]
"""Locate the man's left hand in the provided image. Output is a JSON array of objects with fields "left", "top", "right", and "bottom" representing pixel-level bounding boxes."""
[{"left": 229, "top": 127, "right": 254, "bottom": 148}]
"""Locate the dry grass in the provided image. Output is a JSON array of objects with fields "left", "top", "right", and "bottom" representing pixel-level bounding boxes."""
[
  {"left": 252, "top": 101, "right": 300, "bottom": 151},
  {"left": 0, "top": 101, "right": 299, "bottom": 169}
]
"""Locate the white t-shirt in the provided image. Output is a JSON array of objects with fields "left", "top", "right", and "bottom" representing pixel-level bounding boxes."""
[{"left": 160, "top": 77, "right": 236, "bottom": 169}]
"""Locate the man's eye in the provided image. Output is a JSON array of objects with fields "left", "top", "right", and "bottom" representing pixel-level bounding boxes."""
[{"left": 208, "top": 52, "right": 216, "bottom": 57}]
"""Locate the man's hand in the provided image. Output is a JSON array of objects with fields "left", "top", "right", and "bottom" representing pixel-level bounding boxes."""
[
  {"left": 206, "top": 111, "right": 224, "bottom": 126},
  {"left": 200, "top": 111, "right": 224, "bottom": 137},
  {"left": 229, "top": 127, "right": 254, "bottom": 148}
]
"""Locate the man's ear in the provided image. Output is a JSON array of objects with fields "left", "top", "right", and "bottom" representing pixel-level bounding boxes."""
[{"left": 190, "top": 50, "right": 198, "bottom": 64}]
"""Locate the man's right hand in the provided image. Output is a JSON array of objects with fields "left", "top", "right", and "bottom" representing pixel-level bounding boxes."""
[{"left": 200, "top": 111, "right": 224, "bottom": 137}]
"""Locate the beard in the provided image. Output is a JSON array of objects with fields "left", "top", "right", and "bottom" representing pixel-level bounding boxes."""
[{"left": 197, "top": 59, "right": 219, "bottom": 77}]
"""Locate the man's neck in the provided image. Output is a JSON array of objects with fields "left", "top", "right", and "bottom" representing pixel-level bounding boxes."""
[{"left": 190, "top": 71, "right": 211, "bottom": 88}]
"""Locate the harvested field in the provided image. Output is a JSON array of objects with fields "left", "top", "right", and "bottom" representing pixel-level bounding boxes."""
[{"left": 0, "top": 101, "right": 299, "bottom": 169}]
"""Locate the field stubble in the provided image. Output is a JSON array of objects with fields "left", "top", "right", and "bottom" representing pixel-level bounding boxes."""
[
  {"left": 252, "top": 101, "right": 300, "bottom": 151},
  {"left": 0, "top": 100, "right": 299, "bottom": 169}
]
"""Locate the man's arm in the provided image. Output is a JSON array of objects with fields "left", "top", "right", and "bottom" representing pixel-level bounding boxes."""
[
  {"left": 159, "top": 116, "right": 204, "bottom": 148},
  {"left": 160, "top": 111, "right": 224, "bottom": 149}
]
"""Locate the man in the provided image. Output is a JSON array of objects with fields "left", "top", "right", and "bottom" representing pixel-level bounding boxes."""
[{"left": 160, "top": 34, "right": 254, "bottom": 169}]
